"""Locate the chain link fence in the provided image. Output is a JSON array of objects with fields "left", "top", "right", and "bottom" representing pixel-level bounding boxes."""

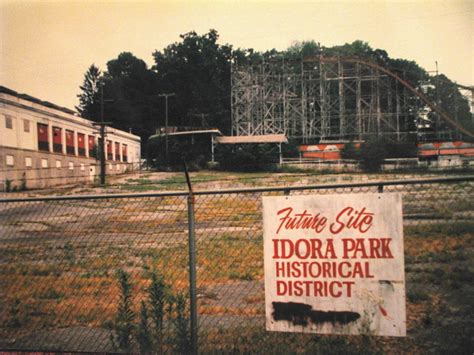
[{"left": 0, "top": 176, "right": 473, "bottom": 353}]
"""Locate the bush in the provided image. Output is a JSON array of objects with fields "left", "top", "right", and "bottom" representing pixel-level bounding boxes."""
[
  {"left": 147, "top": 135, "right": 210, "bottom": 170},
  {"left": 359, "top": 137, "right": 387, "bottom": 172},
  {"left": 111, "top": 270, "right": 135, "bottom": 352},
  {"left": 340, "top": 141, "right": 360, "bottom": 160},
  {"left": 215, "top": 144, "right": 278, "bottom": 171}
]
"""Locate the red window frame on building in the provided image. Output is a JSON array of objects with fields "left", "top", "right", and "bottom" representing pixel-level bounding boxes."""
[
  {"left": 107, "top": 140, "right": 113, "bottom": 160},
  {"left": 77, "top": 133, "right": 86, "bottom": 156},
  {"left": 37, "top": 123, "right": 49, "bottom": 152},
  {"left": 88, "top": 135, "right": 96, "bottom": 158},
  {"left": 122, "top": 144, "right": 128, "bottom": 162},
  {"left": 53, "top": 127, "right": 62, "bottom": 153},
  {"left": 115, "top": 142, "right": 120, "bottom": 161},
  {"left": 66, "top": 130, "right": 75, "bottom": 155}
]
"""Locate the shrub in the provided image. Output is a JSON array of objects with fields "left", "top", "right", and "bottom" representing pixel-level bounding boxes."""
[
  {"left": 340, "top": 141, "right": 360, "bottom": 160},
  {"left": 215, "top": 144, "right": 278, "bottom": 171},
  {"left": 173, "top": 293, "right": 191, "bottom": 353},
  {"left": 148, "top": 271, "right": 168, "bottom": 351},
  {"left": 137, "top": 301, "right": 152, "bottom": 353},
  {"left": 359, "top": 137, "right": 387, "bottom": 172},
  {"left": 111, "top": 270, "right": 135, "bottom": 352}
]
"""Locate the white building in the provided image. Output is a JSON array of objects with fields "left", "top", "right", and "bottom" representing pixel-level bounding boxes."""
[{"left": 0, "top": 86, "right": 141, "bottom": 190}]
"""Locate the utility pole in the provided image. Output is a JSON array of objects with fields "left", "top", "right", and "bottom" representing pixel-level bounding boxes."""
[
  {"left": 158, "top": 93, "right": 175, "bottom": 163},
  {"left": 93, "top": 122, "right": 112, "bottom": 185},
  {"left": 94, "top": 82, "right": 113, "bottom": 185}
]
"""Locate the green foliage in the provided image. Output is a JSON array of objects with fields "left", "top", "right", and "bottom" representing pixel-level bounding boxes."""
[
  {"left": 77, "top": 31, "right": 473, "bottom": 164},
  {"left": 281, "top": 139, "right": 300, "bottom": 158},
  {"left": 215, "top": 144, "right": 278, "bottom": 171},
  {"left": 4, "top": 179, "right": 12, "bottom": 192},
  {"left": 147, "top": 134, "right": 210, "bottom": 169},
  {"left": 340, "top": 141, "right": 360, "bottom": 160},
  {"left": 103, "top": 52, "right": 158, "bottom": 139},
  {"left": 76, "top": 64, "right": 102, "bottom": 121},
  {"left": 425, "top": 74, "right": 473, "bottom": 135},
  {"left": 285, "top": 40, "right": 321, "bottom": 60},
  {"left": 112, "top": 269, "right": 135, "bottom": 352},
  {"left": 152, "top": 30, "right": 233, "bottom": 133},
  {"left": 172, "top": 293, "right": 191, "bottom": 354},
  {"left": 137, "top": 301, "right": 152, "bottom": 353},
  {"left": 109, "top": 268, "right": 192, "bottom": 352},
  {"left": 359, "top": 138, "right": 387, "bottom": 172},
  {"left": 384, "top": 141, "right": 418, "bottom": 159},
  {"left": 148, "top": 271, "right": 168, "bottom": 351}
]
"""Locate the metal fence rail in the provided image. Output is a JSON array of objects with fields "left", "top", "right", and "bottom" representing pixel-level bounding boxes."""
[{"left": 0, "top": 176, "right": 473, "bottom": 353}]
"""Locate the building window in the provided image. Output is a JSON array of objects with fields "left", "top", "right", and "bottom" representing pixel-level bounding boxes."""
[
  {"left": 88, "top": 135, "right": 96, "bottom": 158},
  {"left": 68, "top": 162, "right": 74, "bottom": 170},
  {"left": 122, "top": 144, "right": 128, "bottom": 162},
  {"left": 24, "top": 119, "right": 30, "bottom": 132},
  {"left": 41, "top": 158, "right": 48, "bottom": 168},
  {"left": 115, "top": 142, "right": 120, "bottom": 161},
  {"left": 80, "top": 163, "right": 85, "bottom": 171},
  {"left": 107, "top": 140, "right": 113, "bottom": 160},
  {"left": 53, "top": 127, "right": 63, "bottom": 153},
  {"left": 5, "top": 116, "right": 13, "bottom": 129},
  {"left": 6, "top": 155, "right": 14, "bottom": 166},
  {"left": 25, "top": 157, "right": 32, "bottom": 167},
  {"left": 66, "top": 130, "right": 75, "bottom": 155},
  {"left": 37, "top": 123, "right": 49, "bottom": 152},
  {"left": 78, "top": 133, "right": 86, "bottom": 156},
  {"left": 56, "top": 160, "right": 62, "bottom": 169}
]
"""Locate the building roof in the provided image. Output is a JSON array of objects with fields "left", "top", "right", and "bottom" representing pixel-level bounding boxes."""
[
  {"left": 215, "top": 134, "right": 288, "bottom": 144},
  {"left": 166, "top": 129, "right": 222, "bottom": 137},
  {"left": 0, "top": 85, "right": 76, "bottom": 115},
  {"left": 148, "top": 129, "right": 222, "bottom": 140}
]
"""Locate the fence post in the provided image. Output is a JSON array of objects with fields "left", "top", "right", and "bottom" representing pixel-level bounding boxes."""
[{"left": 184, "top": 160, "right": 198, "bottom": 354}]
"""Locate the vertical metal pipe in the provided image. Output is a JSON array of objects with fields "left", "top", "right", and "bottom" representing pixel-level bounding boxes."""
[
  {"left": 100, "top": 125, "right": 106, "bottom": 185},
  {"left": 184, "top": 160, "right": 198, "bottom": 355},
  {"left": 338, "top": 60, "right": 345, "bottom": 139},
  {"left": 356, "top": 63, "right": 362, "bottom": 140}
]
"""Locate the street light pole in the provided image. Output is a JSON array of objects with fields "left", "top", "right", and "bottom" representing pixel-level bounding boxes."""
[{"left": 158, "top": 93, "right": 175, "bottom": 163}]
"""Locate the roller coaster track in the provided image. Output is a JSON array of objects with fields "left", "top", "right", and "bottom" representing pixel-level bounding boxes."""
[
  {"left": 455, "top": 83, "right": 474, "bottom": 92},
  {"left": 303, "top": 56, "right": 474, "bottom": 138}
]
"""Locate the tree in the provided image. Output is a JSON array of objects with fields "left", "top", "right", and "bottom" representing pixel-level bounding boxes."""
[
  {"left": 425, "top": 74, "right": 473, "bottom": 136},
  {"left": 340, "top": 141, "right": 360, "bottom": 161},
  {"left": 359, "top": 137, "right": 388, "bottom": 172},
  {"left": 76, "top": 64, "right": 102, "bottom": 121},
  {"left": 284, "top": 40, "right": 321, "bottom": 60},
  {"left": 102, "top": 52, "right": 159, "bottom": 138},
  {"left": 152, "top": 30, "right": 234, "bottom": 133}
]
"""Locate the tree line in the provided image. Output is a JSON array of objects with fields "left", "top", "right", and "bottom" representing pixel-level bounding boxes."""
[{"left": 76, "top": 29, "right": 473, "bottom": 148}]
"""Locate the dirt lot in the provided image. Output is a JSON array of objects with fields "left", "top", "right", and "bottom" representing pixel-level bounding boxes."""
[{"left": 0, "top": 170, "right": 472, "bottom": 352}]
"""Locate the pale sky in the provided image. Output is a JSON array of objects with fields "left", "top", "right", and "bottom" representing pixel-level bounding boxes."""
[{"left": 1, "top": 0, "right": 472, "bottom": 110}]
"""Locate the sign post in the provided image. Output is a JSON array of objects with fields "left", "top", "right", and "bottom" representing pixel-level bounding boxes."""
[{"left": 262, "top": 193, "right": 406, "bottom": 336}]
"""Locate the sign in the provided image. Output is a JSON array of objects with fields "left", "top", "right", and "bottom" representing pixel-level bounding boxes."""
[{"left": 262, "top": 193, "right": 406, "bottom": 336}]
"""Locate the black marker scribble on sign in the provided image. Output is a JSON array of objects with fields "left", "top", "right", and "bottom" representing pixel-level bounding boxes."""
[{"left": 272, "top": 302, "right": 360, "bottom": 327}]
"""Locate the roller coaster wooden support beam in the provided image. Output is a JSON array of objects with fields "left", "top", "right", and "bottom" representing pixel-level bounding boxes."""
[{"left": 303, "top": 56, "right": 474, "bottom": 138}]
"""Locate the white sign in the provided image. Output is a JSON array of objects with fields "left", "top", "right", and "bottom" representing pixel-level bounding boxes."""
[{"left": 263, "top": 193, "right": 406, "bottom": 337}]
